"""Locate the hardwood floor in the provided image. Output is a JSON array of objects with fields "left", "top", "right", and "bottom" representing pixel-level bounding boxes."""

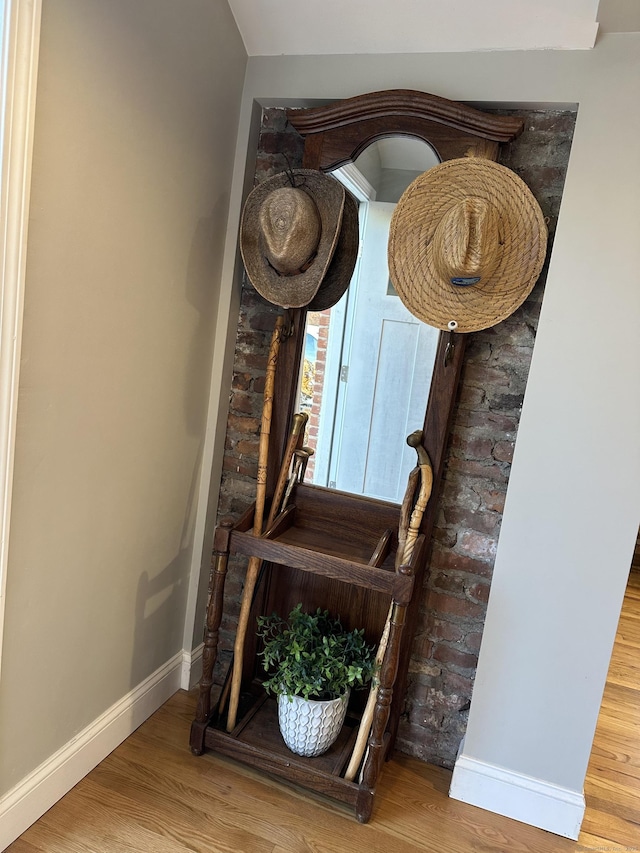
[
  {"left": 579, "top": 569, "right": 640, "bottom": 851},
  {"left": 7, "top": 572, "right": 640, "bottom": 853}
]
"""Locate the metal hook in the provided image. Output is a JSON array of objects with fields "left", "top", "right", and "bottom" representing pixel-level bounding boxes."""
[
  {"left": 280, "top": 153, "right": 298, "bottom": 187},
  {"left": 281, "top": 308, "right": 295, "bottom": 339},
  {"left": 444, "top": 320, "right": 458, "bottom": 366}
]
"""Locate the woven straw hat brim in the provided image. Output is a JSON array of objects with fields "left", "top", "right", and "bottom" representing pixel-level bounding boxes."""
[
  {"left": 388, "top": 158, "right": 547, "bottom": 333},
  {"left": 308, "top": 190, "right": 359, "bottom": 311},
  {"left": 240, "top": 169, "right": 345, "bottom": 309}
]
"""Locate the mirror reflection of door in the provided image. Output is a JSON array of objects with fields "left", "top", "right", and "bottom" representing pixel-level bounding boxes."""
[{"left": 298, "top": 137, "right": 440, "bottom": 504}]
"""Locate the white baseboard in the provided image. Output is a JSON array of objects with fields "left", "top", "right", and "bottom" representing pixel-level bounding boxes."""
[
  {"left": 450, "top": 754, "right": 585, "bottom": 840},
  {"left": 181, "top": 642, "right": 204, "bottom": 690},
  {"left": 0, "top": 651, "right": 183, "bottom": 851}
]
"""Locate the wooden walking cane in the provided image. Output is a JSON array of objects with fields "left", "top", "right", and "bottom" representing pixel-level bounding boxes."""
[
  {"left": 221, "top": 412, "right": 306, "bottom": 718},
  {"left": 226, "top": 314, "right": 284, "bottom": 732},
  {"left": 344, "top": 463, "right": 418, "bottom": 782},
  {"left": 220, "top": 413, "right": 306, "bottom": 721},
  {"left": 280, "top": 446, "right": 313, "bottom": 512},
  {"left": 264, "top": 412, "right": 308, "bottom": 531},
  {"left": 344, "top": 432, "right": 433, "bottom": 782},
  {"left": 402, "top": 430, "right": 434, "bottom": 565}
]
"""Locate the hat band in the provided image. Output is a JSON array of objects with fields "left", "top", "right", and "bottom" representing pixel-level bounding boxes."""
[
  {"left": 266, "top": 249, "right": 317, "bottom": 278},
  {"left": 451, "top": 276, "right": 481, "bottom": 287}
]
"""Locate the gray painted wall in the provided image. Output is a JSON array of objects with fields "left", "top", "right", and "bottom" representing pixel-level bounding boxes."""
[{"left": 0, "top": 0, "right": 246, "bottom": 795}]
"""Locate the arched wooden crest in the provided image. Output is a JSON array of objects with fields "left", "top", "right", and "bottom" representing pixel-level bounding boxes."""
[{"left": 287, "top": 88, "right": 523, "bottom": 172}]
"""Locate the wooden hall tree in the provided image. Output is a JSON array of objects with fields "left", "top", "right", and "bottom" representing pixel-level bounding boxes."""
[{"left": 190, "top": 89, "right": 523, "bottom": 823}]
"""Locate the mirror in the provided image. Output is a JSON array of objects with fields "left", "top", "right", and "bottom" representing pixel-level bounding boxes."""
[{"left": 297, "top": 137, "right": 441, "bottom": 503}]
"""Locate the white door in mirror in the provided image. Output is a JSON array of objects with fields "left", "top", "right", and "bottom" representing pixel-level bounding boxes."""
[{"left": 318, "top": 201, "right": 439, "bottom": 503}]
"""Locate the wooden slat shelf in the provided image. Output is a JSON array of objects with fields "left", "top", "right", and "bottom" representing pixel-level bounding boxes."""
[
  {"left": 207, "top": 696, "right": 359, "bottom": 776},
  {"left": 191, "top": 486, "right": 426, "bottom": 823},
  {"left": 230, "top": 522, "right": 413, "bottom": 604},
  {"left": 238, "top": 484, "right": 402, "bottom": 563},
  {"left": 202, "top": 691, "right": 395, "bottom": 813}
]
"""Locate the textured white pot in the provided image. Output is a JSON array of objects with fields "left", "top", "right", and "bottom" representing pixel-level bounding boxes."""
[{"left": 277, "top": 690, "right": 350, "bottom": 757}]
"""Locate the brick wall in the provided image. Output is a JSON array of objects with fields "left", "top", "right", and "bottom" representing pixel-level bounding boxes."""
[
  {"left": 213, "top": 105, "right": 576, "bottom": 768},
  {"left": 302, "top": 309, "right": 331, "bottom": 480}
]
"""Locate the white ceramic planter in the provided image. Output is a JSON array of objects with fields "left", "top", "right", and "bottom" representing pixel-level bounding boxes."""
[{"left": 277, "top": 690, "right": 350, "bottom": 757}]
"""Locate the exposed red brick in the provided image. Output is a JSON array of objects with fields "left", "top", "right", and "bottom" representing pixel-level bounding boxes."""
[
  {"left": 451, "top": 433, "right": 494, "bottom": 460},
  {"left": 227, "top": 414, "right": 260, "bottom": 435},
  {"left": 455, "top": 410, "right": 519, "bottom": 433},
  {"left": 446, "top": 457, "right": 509, "bottom": 483},
  {"left": 432, "top": 644, "right": 479, "bottom": 670},
  {"left": 458, "top": 530, "right": 498, "bottom": 561},
  {"left": 432, "top": 572, "right": 466, "bottom": 597},
  {"left": 497, "top": 344, "right": 534, "bottom": 367},
  {"left": 410, "top": 684, "right": 468, "bottom": 712},
  {"left": 464, "top": 632, "right": 484, "bottom": 654},
  {"left": 250, "top": 310, "right": 280, "bottom": 331},
  {"left": 429, "top": 545, "right": 494, "bottom": 579},
  {"left": 465, "top": 580, "right": 491, "bottom": 605},
  {"left": 442, "top": 506, "right": 501, "bottom": 535},
  {"left": 432, "top": 527, "right": 457, "bottom": 548},
  {"left": 457, "top": 385, "right": 486, "bottom": 409},
  {"left": 232, "top": 372, "right": 252, "bottom": 391},
  {"left": 475, "top": 488, "right": 506, "bottom": 513},
  {"left": 463, "top": 363, "right": 512, "bottom": 388},
  {"left": 493, "top": 440, "right": 515, "bottom": 463},
  {"left": 229, "top": 392, "right": 256, "bottom": 415},
  {"left": 440, "top": 482, "right": 481, "bottom": 511},
  {"left": 412, "top": 633, "right": 434, "bottom": 659},
  {"left": 486, "top": 392, "right": 524, "bottom": 413},
  {"left": 427, "top": 591, "right": 486, "bottom": 621},
  {"left": 223, "top": 456, "right": 257, "bottom": 478},
  {"left": 238, "top": 352, "right": 272, "bottom": 371},
  {"left": 236, "top": 438, "right": 259, "bottom": 456},
  {"left": 465, "top": 340, "right": 493, "bottom": 362},
  {"left": 408, "top": 681, "right": 437, "bottom": 707},
  {"left": 428, "top": 616, "right": 465, "bottom": 644},
  {"left": 441, "top": 670, "right": 475, "bottom": 697}
]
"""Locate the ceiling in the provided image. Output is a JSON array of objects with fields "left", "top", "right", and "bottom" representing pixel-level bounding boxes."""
[{"left": 226, "top": 0, "right": 639, "bottom": 57}]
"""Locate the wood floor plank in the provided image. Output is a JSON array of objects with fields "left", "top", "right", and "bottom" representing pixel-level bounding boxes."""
[
  {"left": 3, "top": 841, "right": 41, "bottom": 853},
  {"left": 580, "top": 569, "right": 640, "bottom": 853},
  {"left": 375, "top": 760, "right": 578, "bottom": 853},
  {"left": 88, "top": 735, "right": 425, "bottom": 853},
  {"left": 579, "top": 801, "right": 640, "bottom": 850},
  {"left": 589, "top": 735, "right": 640, "bottom": 773},
  {"left": 576, "top": 831, "right": 639, "bottom": 853},
  {"left": 27, "top": 810, "right": 198, "bottom": 853},
  {"left": 584, "top": 778, "right": 640, "bottom": 818},
  {"left": 84, "top": 769, "right": 275, "bottom": 853}
]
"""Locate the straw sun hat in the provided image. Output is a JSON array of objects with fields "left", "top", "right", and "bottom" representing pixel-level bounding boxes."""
[
  {"left": 240, "top": 169, "right": 358, "bottom": 310},
  {"left": 388, "top": 157, "right": 547, "bottom": 333}
]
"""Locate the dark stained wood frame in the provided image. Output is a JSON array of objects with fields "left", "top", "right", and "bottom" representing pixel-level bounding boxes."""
[{"left": 191, "top": 89, "right": 523, "bottom": 823}]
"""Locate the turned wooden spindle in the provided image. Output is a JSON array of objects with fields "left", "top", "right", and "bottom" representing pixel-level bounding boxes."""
[
  {"left": 355, "top": 589, "right": 408, "bottom": 823},
  {"left": 195, "top": 521, "right": 233, "bottom": 727}
]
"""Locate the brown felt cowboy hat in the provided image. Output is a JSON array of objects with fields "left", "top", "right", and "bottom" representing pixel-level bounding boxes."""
[
  {"left": 308, "top": 188, "right": 359, "bottom": 311},
  {"left": 240, "top": 169, "right": 357, "bottom": 310},
  {"left": 388, "top": 157, "right": 547, "bottom": 333}
]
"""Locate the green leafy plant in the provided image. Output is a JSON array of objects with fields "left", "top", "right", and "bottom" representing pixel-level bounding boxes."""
[{"left": 257, "top": 604, "right": 376, "bottom": 701}]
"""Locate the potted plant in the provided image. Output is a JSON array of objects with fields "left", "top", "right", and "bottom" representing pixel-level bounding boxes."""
[{"left": 257, "top": 604, "right": 376, "bottom": 757}]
